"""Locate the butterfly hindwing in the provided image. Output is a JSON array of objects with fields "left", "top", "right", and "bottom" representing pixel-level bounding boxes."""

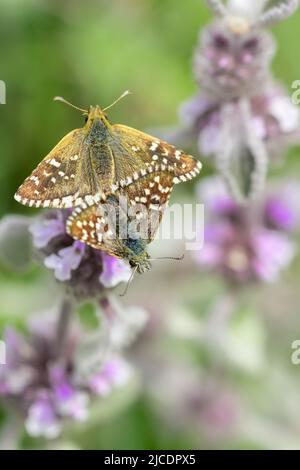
[
  {"left": 66, "top": 200, "right": 125, "bottom": 258},
  {"left": 123, "top": 171, "right": 174, "bottom": 242},
  {"left": 67, "top": 171, "right": 175, "bottom": 253},
  {"left": 66, "top": 198, "right": 151, "bottom": 275}
]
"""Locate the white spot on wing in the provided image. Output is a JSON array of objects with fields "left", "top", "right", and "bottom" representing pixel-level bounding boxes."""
[
  {"left": 49, "top": 158, "right": 61, "bottom": 168},
  {"left": 85, "top": 195, "right": 95, "bottom": 206},
  {"left": 150, "top": 142, "right": 159, "bottom": 152}
]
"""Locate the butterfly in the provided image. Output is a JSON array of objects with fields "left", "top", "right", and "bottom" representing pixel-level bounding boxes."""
[
  {"left": 66, "top": 171, "right": 180, "bottom": 275},
  {"left": 14, "top": 92, "right": 202, "bottom": 209}
]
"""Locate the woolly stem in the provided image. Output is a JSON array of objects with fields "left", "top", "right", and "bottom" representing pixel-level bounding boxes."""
[
  {"left": 55, "top": 297, "right": 73, "bottom": 355},
  {"left": 259, "top": 0, "right": 299, "bottom": 27},
  {"left": 205, "top": 0, "right": 228, "bottom": 17}
]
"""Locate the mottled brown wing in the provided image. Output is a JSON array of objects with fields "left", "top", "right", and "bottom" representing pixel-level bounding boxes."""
[
  {"left": 66, "top": 201, "right": 125, "bottom": 258},
  {"left": 15, "top": 119, "right": 201, "bottom": 210},
  {"left": 109, "top": 124, "right": 202, "bottom": 191},
  {"left": 120, "top": 171, "right": 174, "bottom": 242},
  {"left": 67, "top": 171, "right": 175, "bottom": 249},
  {"left": 14, "top": 129, "right": 96, "bottom": 208}
]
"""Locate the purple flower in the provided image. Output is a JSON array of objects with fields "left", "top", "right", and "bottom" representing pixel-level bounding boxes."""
[
  {"left": 265, "top": 198, "right": 296, "bottom": 232},
  {"left": 252, "top": 229, "right": 295, "bottom": 282},
  {"left": 29, "top": 210, "right": 131, "bottom": 298},
  {"left": 193, "top": 20, "right": 275, "bottom": 102},
  {"left": 176, "top": 3, "right": 300, "bottom": 201},
  {"left": 99, "top": 253, "right": 132, "bottom": 288},
  {"left": 30, "top": 213, "right": 66, "bottom": 249},
  {"left": 264, "top": 182, "right": 300, "bottom": 232},
  {"left": 44, "top": 241, "right": 86, "bottom": 282},
  {"left": 180, "top": 86, "right": 300, "bottom": 160},
  {"left": 25, "top": 394, "right": 61, "bottom": 439},
  {"left": 89, "top": 358, "right": 131, "bottom": 396},
  {"left": 0, "top": 303, "right": 133, "bottom": 439},
  {"left": 196, "top": 177, "right": 299, "bottom": 284},
  {"left": 193, "top": 0, "right": 298, "bottom": 104}
]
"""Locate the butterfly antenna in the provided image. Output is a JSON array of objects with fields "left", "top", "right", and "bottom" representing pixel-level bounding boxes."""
[
  {"left": 53, "top": 96, "right": 88, "bottom": 113},
  {"left": 149, "top": 254, "right": 185, "bottom": 262},
  {"left": 103, "top": 90, "right": 131, "bottom": 112},
  {"left": 119, "top": 266, "right": 138, "bottom": 297}
]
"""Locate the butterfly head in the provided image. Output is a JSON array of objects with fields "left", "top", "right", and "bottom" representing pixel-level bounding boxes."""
[
  {"left": 84, "top": 105, "right": 111, "bottom": 131},
  {"left": 129, "top": 253, "right": 152, "bottom": 274},
  {"left": 119, "top": 249, "right": 151, "bottom": 296},
  {"left": 54, "top": 90, "right": 131, "bottom": 131}
]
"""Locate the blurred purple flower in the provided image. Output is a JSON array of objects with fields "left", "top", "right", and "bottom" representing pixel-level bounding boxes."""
[
  {"left": 89, "top": 358, "right": 131, "bottom": 396},
  {"left": 264, "top": 181, "right": 300, "bottom": 231},
  {"left": 181, "top": 86, "right": 300, "bottom": 160},
  {"left": 0, "top": 303, "right": 133, "bottom": 439},
  {"left": 193, "top": 19, "right": 275, "bottom": 102},
  {"left": 29, "top": 210, "right": 131, "bottom": 298},
  {"left": 26, "top": 394, "right": 62, "bottom": 439},
  {"left": 264, "top": 197, "right": 296, "bottom": 232},
  {"left": 30, "top": 212, "right": 66, "bottom": 249},
  {"left": 197, "top": 177, "right": 299, "bottom": 284},
  {"left": 252, "top": 229, "right": 295, "bottom": 282},
  {"left": 44, "top": 241, "right": 85, "bottom": 282},
  {"left": 176, "top": 3, "right": 300, "bottom": 201},
  {"left": 100, "top": 253, "right": 132, "bottom": 289}
]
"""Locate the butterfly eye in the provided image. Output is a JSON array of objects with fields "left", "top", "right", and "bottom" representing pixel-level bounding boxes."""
[
  {"left": 243, "top": 37, "right": 258, "bottom": 52},
  {"left": 84, "top": 115, "right": 88, "bottom": 123},
  {"left": 213, "top": 34, "right": 229, "bottom": 50}
]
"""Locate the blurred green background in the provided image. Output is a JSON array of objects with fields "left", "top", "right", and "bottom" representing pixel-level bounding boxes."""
[{"left": 1, "top": 0, "right": 300, "bottom": 450}]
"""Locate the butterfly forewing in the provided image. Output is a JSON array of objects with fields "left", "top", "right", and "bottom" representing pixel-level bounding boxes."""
[
  {"left": 14, "top": 129, "right": 92, "bottom": 208},
  {"left": 15, "top": 106, "right": 202, "bottom": 210},
  {"left": 111, "top": 124, "right": 202, "bottom": 190}
]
